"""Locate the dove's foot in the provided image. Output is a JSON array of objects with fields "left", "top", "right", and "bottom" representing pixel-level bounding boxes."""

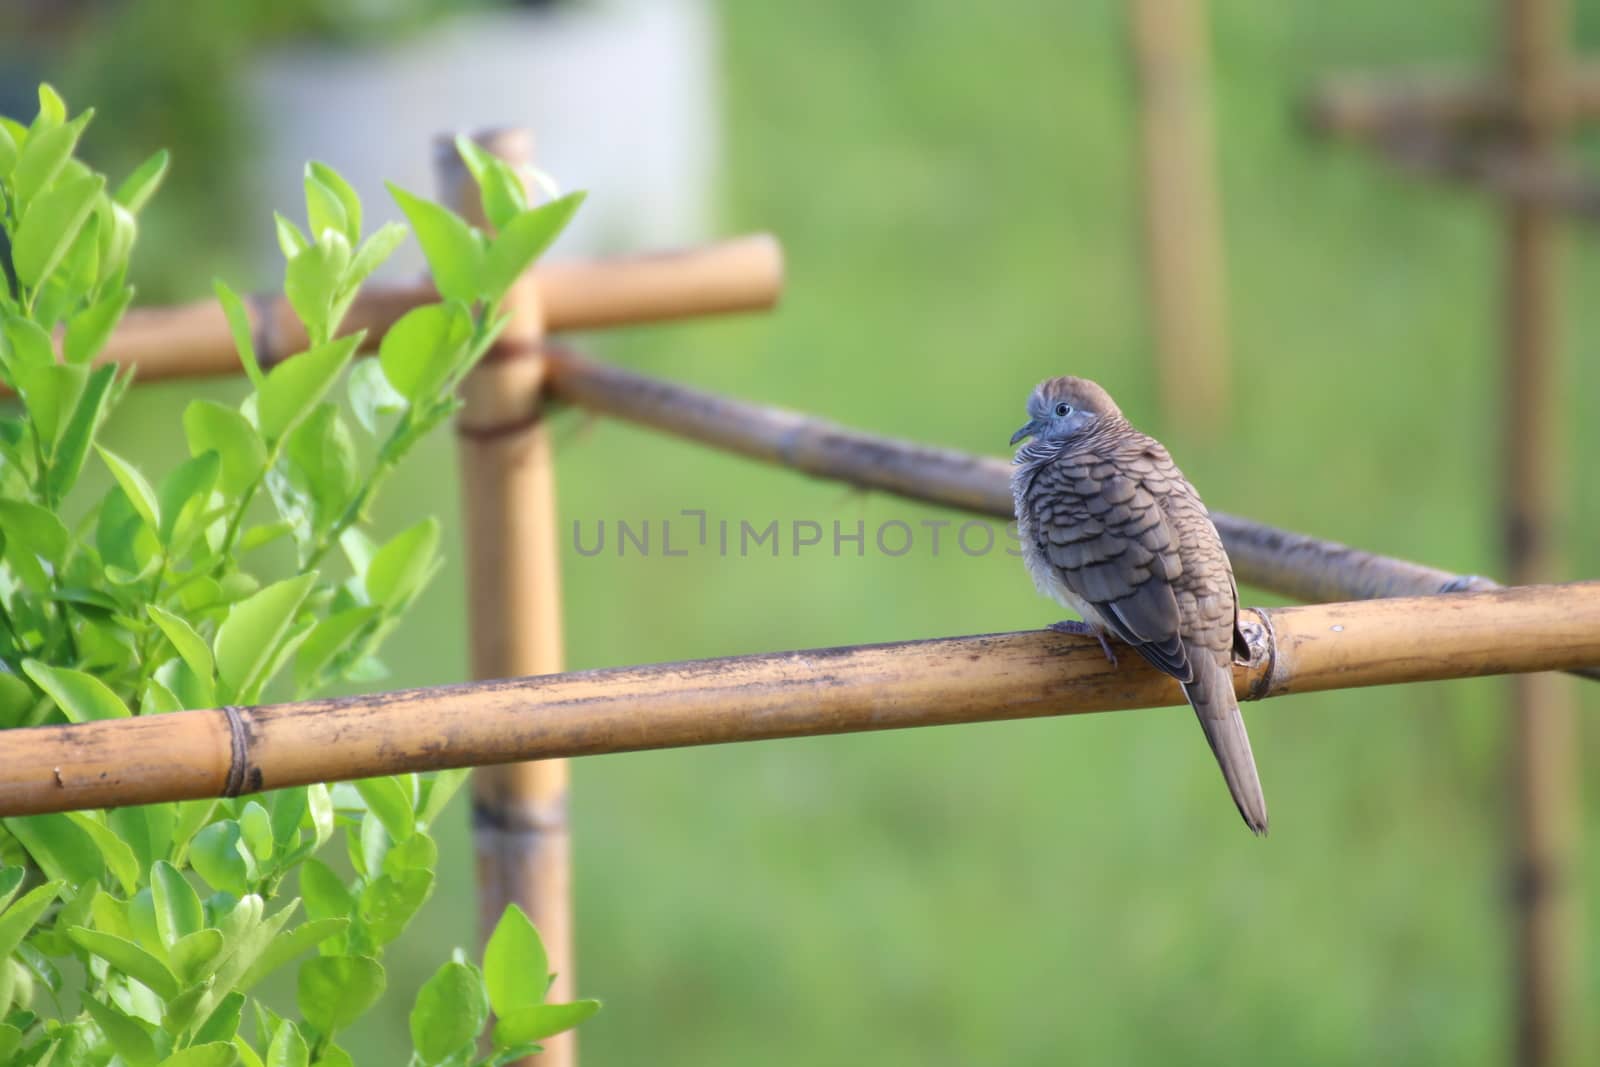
[{"left": 1047, "top": 619, "right": 1118, "bottom": 668}]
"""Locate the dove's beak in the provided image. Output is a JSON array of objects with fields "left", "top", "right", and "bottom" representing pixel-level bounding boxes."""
[{"left": 1010, "top": 418, "right": 1043, "bottom": 446}]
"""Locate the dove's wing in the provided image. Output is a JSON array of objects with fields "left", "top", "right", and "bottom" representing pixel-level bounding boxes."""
[{"left": 1023, "top": 451, "right": 1193, "bottom": 682}]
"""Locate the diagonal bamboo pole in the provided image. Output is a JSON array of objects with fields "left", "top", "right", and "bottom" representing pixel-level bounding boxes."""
[
  {"left": 1502, "top": 2, "right": 1578, "bottom": 1062},
  {"left": 541, "top": 348, "right": 1599, "bottom": 681},
  {"left": 0, "top": 581, "right": 1596, "bottom": 819},
  {"left": 437, "top": 129, "right": 575, "bottom": 1067}
]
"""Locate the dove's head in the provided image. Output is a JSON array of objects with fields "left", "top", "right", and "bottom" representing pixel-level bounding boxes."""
[{"left": 1010, "top": 376, "right": 1122, "bottom": 448}]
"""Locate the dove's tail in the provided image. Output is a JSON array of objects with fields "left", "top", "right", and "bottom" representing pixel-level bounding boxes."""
[{"left": 1181, "top": 653, "right": 1269, "bottom": 835}]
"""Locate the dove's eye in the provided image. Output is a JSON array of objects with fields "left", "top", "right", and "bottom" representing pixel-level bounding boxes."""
[{"left": 1053, "top": 403, "right": 1071, "bottom": 417}]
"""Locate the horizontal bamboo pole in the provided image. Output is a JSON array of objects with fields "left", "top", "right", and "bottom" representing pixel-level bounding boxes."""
[
  {"left": 0, "top": 581, "right": 1595, "bottom": 818},
  {"left": 1360, "top": 132, "right": 1600, "bottom": 222},
  {"left": 1307, "top": 68, "right": 1600, "bottom": 136},
  {"left": 95, "top": 235, "right": 784, "bottom": 382}
]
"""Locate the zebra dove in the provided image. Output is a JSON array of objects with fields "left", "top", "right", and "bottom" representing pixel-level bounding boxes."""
[{"left": 1010, "top": 376, "right": 1268, "bottom": 834}]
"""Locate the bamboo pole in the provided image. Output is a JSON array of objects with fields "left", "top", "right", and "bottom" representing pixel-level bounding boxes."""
[
  {"left": 1307, "top": 66, "right": 1600, "bottom": 136},
  {"left": 1502, "top": 2, "right": 1577, "bottom": 1062},
  {"left": 437, "top": 130, "right": 575, "bottom": 1067},
  {"left": 90, "top": 235, "right": 783, "bottom": 382},
  {"left": 0, "top": 581, "right": 1596, "bottom": 819},
  {"left": 1127, "top": 0, "right": 1231, "bottom": 435},
  {"left": 1359, "top": 131, "right": 1600, "bottom": 222},
  {"left": 541, "top": 349, "right": 1600, "bottom": 683}
]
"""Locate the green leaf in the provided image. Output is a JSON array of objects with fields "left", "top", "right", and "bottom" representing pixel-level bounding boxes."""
[
  {"left": 171, "top": 928, "right": 226, "bottom": 986},
  {"left": 0, "top": 312, "right": 54, "bottom": 377},
  {"left": 266, "top": 1021, "right": 309, "bottom": 1067},
  {"left": 284, "top": 231, "right": 351, "bottom": 343},
  {"left": 64, "top": 283, "right": 135, "bottom": 365},
  {"left": 36, "top": 84, "right": 67, "bottom": 125},
  {"left": 154, "top": 1043, "right": 236, "bottom": 1067},
  {"left": 293, "top": 606, "right": 380, "bottom": 691},
  {"left": 0, "top": 868, "right": 23, "bottom": 914},
  {"left": 151, "top": 860, "right": 204, "bottom": 946},
  {"left": 97, "top": 447, "right": 162, "bottom": 533},
  {"left": 346, "top": 358, "right": 406, "bottom": 436},
  {"left": 47, "top": 362, "right": 118, "bottom": 503},
  {"left": 214, "top": 573, "right": 317, "bottom": 703},
  {"left": 274, "top": 213, "right": 309, "bottom": 260},
  {"left": 63, "top": 813, "right": 139, "bottom": 895},
  {"left": 22, "top": 660, "right": 131, "bottom": 721},
  {"left": 258, "top": 333, "right": 362, "bottom": 444},
  {"left": 67, "top": 926, "right": 180, "bottom": 998},
  {"left": 170, "top": 799, "right": 218, "bottom": 865},
  {"left": 0, "top": 882, "right": 61, "bottom": 959},
  {"left": 110, "top": 804, "right": 175, "bottom": 873},
  {"left": 82, "top": 996, "right": 158, "bottom": 1067},
  {"left": 213, "top": 280, "right": 264, "bottom": 388},
  {"left": 16, "top": 362, "right": 88, "bottom": 454},
  {"left": 269, "top": 787, "right": 310, "bottom": 849},
  {"left": 96, "top": 199, "right": 138, "bottom": 286},
  {"left": 115, "top": 148, "right": 170, "bottom": 214},
  {"left": 157, "top": 450, "right": 221, "bottom": 547},
  {"left": 189, "top": 822, "right": 252, "bottom": 897},
  {"left": 387, "top": 183, "right": 484, "bottom": 302},
  {"left": 0, "top": 499, "right": 69, "bottom": 567},
  {"left": 359, "top": 867, "right": 433, "bottom": 948},
  {"left": 378, "top": 301, "right": 472, "bottom": 404},
  {"left": 344, "top": 222, "right": 408, "bottom": 292},
  {"left": 237, "top": 917, "right": 348, "bottom": 993},
  {"left": 454, "top": 135, "right": 528, "bottom": 231},
  {"left": 297, "top": 859, "right": 353, "bottom": 926},
  {"left": 0, "top": 675, "right": 36, "bottom": 730},
  {"left": 193, "top": 990, "right": 245, "bottom": 1047},
  {"left": 306, "top": 162, "right": 360, "bottom": 244},
  {"left": 493, "top": 1001, "right": 601, "bottom": 1047},
  {"left": 353, "top": 776, "right": 414, "bottom": 843},
  {"left": 284, "top": 404, "right": 357, "bottom": 531},
  {"left": 297, "top": 955, "right": 385, "bottom": 1037},
  {"left": 183, "top": 398, "right": 267, "bottom": 497},
  {"left": 411, "top": 960, "right": 489, "bottom": 1064},
  {"left": 12, "top": 109, "right": 89, "bottom": 211},
  {"left": 149, "top": 606, "right": 215, "bottom": 683},
  {"left": 417, "top": 769, "right": 470, "bottom": 829},
  {"left": 483, "top": 904, "right": 548, "bottom": 1016},
  {"left": 0, "top": 123, "right": 15, "bottom": 178},
  {"left": 483, "top": 192, "right": 585, "bottom": 298},
  {"left": 239, "top": 801, "right": 274, "bottom": 862},
  {"left": 364, "top": 518, "right": 440, "bottom": 609},
  {"left": 14, "top": 172, "right": 105, "bottom": 289}
]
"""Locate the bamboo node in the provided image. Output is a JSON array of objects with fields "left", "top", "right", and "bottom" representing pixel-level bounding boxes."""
[
  {"left": 246, "top": 292, "right": 281, "bottom": 370},
  {"left": 471, "top": 796, "right": 569, "bottom": 834},
  {"left": 221, "top": 705, "right": 257, "bottom": 798}
]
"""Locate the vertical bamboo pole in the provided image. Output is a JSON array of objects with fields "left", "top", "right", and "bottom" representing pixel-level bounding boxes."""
[
  {"left": 1501, "top": 2, "right": 1577, "bottom": 1064},
  {"left": 1127, "top": 0, "right": 1231, "bottom": 436},
  {"left": 436, "top": 129, "right": 576, "bottom": 1067}
]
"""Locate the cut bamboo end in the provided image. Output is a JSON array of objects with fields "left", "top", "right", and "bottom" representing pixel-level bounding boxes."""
[{"left": 0, "top": 582, "right": 1596, "bottom": 819}]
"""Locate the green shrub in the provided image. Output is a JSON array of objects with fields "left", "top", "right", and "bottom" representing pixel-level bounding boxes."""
[{"left": 0, "top": 84, "right": 593, "bottom": 1066}]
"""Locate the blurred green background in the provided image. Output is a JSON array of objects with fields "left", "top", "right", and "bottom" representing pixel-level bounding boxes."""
[{"left": 8, "top": 0, "right": 1600, "bottom": 1062}]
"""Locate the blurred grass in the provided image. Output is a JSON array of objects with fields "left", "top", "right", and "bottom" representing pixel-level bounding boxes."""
[{"left": 92, "top": 0, "right": 1600, "bottom": 1063}]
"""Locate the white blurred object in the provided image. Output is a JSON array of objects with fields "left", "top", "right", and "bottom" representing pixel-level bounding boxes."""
[{"left": 249, "top": 0, "right": 719, "bottom": 281}]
